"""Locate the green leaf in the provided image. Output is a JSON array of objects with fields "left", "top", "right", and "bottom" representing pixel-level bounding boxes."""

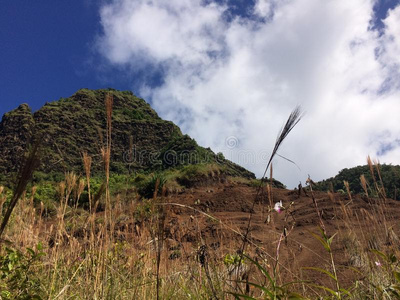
[
  {"left": 308, "top": 284, "right": 339, "bottom": 298},
  {"left": 26, "top": 248, "right": 35, "bottom": 256},
  {"left": 309, "top": 231, "right": 330, "bottom": 252},
  {"left": 389, "top": 253, "right": 397, "bottom": 263},
  {"left": 346, "top": 266, "right": 363, "bottom": 275},
  {"left": 243, "top": 281, "right": 274, "bottom": 298},
  {"left": 282, "top": 280, "right": 311, "bottom": 288},
  {"left": 327, "top": 232, "right": 338, "bottom": 247},
  {"left": 243, "top": 254, "right": 275, "bottom": 287},
  {"left": 36, "top": 242, "right": 43, "bottom": 251},
  {"left": 339, "top": 287, "right": 353, "bottom": 297},
  {"left": 302, "top": 267, "right": 337, "bottom": 282},
  {"left": 370, "top": 249, "right": 388, "bottom": 262}
]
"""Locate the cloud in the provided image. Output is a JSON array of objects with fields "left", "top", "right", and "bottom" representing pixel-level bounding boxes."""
[{"left": 97, "top": 0, "right": 400, "bottom": 187}]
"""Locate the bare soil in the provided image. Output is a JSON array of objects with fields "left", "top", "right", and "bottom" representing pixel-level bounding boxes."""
[{"left": 156, "top": 181, "right": 400, "bottom": 289}]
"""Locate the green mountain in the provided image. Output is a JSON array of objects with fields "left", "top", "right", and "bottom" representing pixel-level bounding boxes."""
[
  {"left": 315, "top": 164, "right": 400, "bottom": 199},
  {"left": 0, "top": 88, "right": 254, "bottom": 181}
]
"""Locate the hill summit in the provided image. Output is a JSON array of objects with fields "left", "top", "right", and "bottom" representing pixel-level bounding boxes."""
[{"left": 0, "top": 88, "right": 254, "bottom": 180}]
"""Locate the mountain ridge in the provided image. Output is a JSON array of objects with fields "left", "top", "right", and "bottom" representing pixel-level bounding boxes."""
[{"left": 0, "top": 88, "right": 254, "bottom": 181}]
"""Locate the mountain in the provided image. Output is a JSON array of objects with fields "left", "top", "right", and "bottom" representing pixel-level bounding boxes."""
[
  {"left": 314, "top": 164, "right": 400, "bottom": 199},
  {"left": 0, "top": 88, "right": 254, "bottom": 180}
]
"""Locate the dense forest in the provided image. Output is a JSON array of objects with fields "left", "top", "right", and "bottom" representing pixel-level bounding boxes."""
[{"left": 315, "top": 164, "right": 400, "bottom": 199}]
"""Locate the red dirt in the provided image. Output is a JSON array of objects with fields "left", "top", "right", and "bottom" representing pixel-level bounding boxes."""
[{"left": 157, "top": 181, "right": 400, "bottom": 289}]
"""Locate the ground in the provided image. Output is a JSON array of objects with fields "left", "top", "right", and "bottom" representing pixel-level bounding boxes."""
[{"left": 136, "top": 181, "right": 400, "bottom": 290}]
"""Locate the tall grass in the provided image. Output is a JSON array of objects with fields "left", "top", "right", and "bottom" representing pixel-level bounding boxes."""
[{"left": 1, "top": 98, "right": 400, "bottom": 299}]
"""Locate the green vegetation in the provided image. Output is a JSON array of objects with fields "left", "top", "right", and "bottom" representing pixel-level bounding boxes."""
[
  {"left": 2, "top": 167, "right": 399, "bottom": 299},
  {"left": 2, "top": 91, "right": 400, "bottom": 299},
  {"left": 0, "top": 243, "right": 45, "bottom": 299},
  {"left": 0, "top": 88, "right": 254, "bottom": 181},
  {"left": 315, "top": 164, "right": 400, "bottom": 199}
]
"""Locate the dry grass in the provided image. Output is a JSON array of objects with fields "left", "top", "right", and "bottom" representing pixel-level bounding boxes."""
[
  {"left": 0, "top": 166, "right": 399, "bottom": 299},
  {"left": 1, "top": 99, "right": 400, "bottom": 299}
]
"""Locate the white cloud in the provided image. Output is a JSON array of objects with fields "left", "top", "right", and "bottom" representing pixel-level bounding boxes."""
[{"left": 97, "top": 0, "right": 400, "bottom": 187}]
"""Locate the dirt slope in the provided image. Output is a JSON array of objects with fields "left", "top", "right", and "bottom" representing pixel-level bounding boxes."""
[{"left": 157, "top": 182, "right": 400, "bottom": 288}]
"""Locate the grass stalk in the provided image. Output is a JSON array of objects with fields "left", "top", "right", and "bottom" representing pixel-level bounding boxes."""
[{"left": 0, "top": 142, "right": 40, "bottom": 241}]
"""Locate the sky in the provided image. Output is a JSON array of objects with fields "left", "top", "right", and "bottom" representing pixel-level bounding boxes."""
[{"left": 1, "top": 0, "right": 400, "bottom": 187}]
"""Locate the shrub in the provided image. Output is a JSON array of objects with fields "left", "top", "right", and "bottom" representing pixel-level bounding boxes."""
[
  {"left": 0, "top": 243, "right": 45, "bottom": 300},
  {"left": 137, "top": 173, "right": 167, "bottom": 199}
]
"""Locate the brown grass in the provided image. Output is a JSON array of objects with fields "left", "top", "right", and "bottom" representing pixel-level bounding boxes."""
[{"left": 2, "top": 99, "right": 400, "bottom": 299}]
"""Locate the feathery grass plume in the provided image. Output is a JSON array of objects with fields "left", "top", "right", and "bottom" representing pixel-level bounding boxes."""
[
  {"left": 94, "top": 93, "right": 114, "bottom": 296},
  {"left": 31, "top": 185, "right": 37, "bottom": 198},
  {"left": 360, "top": 174, "right": 369, "bottom": 197},
  {"left": 76, "top": 178, "right": 86, "bottom": 208},
  {"left": 65, "top": 172, "right": 77, "bottom": 205},
  {"left": 367, "top": 155, "right": 380, "bottom": 196},
  {"left": 0, "top": 186, "right": 3, "bottom": 196},
  {"left": 0, "top": 142, "right": 40, "bottom": 240},
  {"left": 367, "top": 155, "right": 375, "bottom": 180},
  {"left": 266, "top": 106, "right": 303, "bottom": 177},
  {"left": 266, "top": 183, "right": 272, "bottom": 208},
  {"left": 373, "top": 158, "right": 387, "bottom": 198},
  {"left": 344, "top": 180, "right": 353, "bottom": 204},
  {"left": 39, "top": 200, "right": 44, "bottom": 224},
  {"left": 96, "top": 125, "right": 104, "bottom": 149},
  {"left": 104, "top": 93, "right": 113, "bottom": 228},
  {"left": 104, "top": 93, "right": 113, "bottom": 181},
  {"left": 328, "top": 191, "right": 335, "bottom": 204},
  {"left": 237, "top": 106, "right": 302, "bottom": 279},
  {"left": 82, "top": 151, "right": 92, "bottom": 211},
  {"left": 58, "top": 181, "right": 66, "bottom": 203},
  {"left": 92, "top": 182, "right": 106, "bottom": 212},
  {"left": 258, "top": 106, "right": 303, "bottom": 200},
  {"left": 57, "top": 180, "right": 68, "bottom": 233},
  {"left": 30, "top": 185, "right": 37, "bottom": 223}
]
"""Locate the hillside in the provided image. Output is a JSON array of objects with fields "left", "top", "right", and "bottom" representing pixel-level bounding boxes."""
[
  {"left": 2, "top": 177, "right": 400, "bottom": 298},
  {"left": 1, "top": 90, "right": 400, "bottom": 298},
  {"left": 0, "top": 88, "right": 254, "bottom": 181},
  {"left": 315, "top": 164, "right": 400, "bottom": 199}
]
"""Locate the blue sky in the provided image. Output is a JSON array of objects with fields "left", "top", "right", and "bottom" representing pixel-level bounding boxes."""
[
  {"left": 1, "top": 0, "right": 396, "bottom": 117},
  {"left": 0, "top": 0, "right": 259, "bottom": 117},
  {"left": 0, "top": 0, "right": 132, "bottom": 117},
  {"left": 1, "top": 0, "right": 400, "bottom": 186}
]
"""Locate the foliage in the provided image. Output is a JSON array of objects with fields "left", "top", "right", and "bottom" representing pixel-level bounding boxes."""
[
  {"left": 224, "top": 252, "right": 245, "bottom": 267},
  {"left": 229, "top": 254, "right": 306, "bottom": 300},
  {"left": 315, "top": 164, "right": 400, "bottom": 199},
  {"left": 175, "top": 163, "right": 220, "bottom": 187},
  {"left": 159, "top": 134, "right": 215, "bottom": 168},
  {"left": 32, "top": 182, "right": 57, "bottom": 216},
  {"left": 137, "top": 173, "right": 167, "bottom": 199},
  {"left": 0, "top": 244, "right": 45, "bottom": 300},
  {"left": 367, "top": 250, "right": 400, "bottom": 298},
  {"left": 0, "top": 88, "right": 255, "bottom": 181}
]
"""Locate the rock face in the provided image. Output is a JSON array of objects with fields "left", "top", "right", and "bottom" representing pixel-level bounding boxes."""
[
  {"left": 0, "top": 89, "right": 255, "bottom": 179},
  {"left": 0, "top": 104, "right": 35, "bottom": 174}
]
